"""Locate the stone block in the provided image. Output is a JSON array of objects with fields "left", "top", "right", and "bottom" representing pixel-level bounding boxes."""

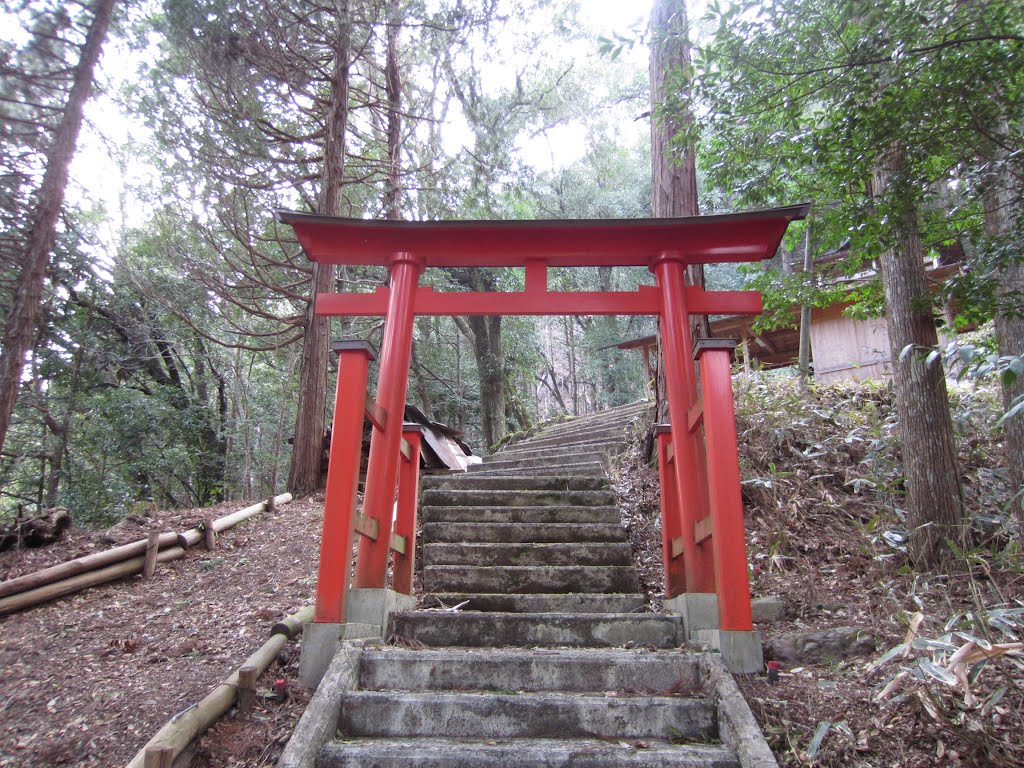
[
  {"left": 345, "top": 588, "right": 416, "bottom": 628},
  {"left": 751, "top": 595, "right": 788, "bottom": 623},
  {"left": 694, "top": 629, "right": 764, "bottom": 674},
  {"left": 298, "top": 622, "right": 379, "bottom": 688},
  {"left": 665, "top": 592, "right": 719, "bottom": 635}
]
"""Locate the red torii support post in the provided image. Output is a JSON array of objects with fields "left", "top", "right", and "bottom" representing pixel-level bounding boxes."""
[
  {"left": 313, "top": 341, "right": 373, "bottom": 625},
  {"left": 353, "top": 252, "right": 423, "bottom": 589},
  {"left": 279, "top": 203, "right": 809, "bottom": 673}
]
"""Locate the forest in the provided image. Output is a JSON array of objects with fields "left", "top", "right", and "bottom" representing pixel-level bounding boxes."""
[{"left": 0, "top": 0, "right": 1021, "bottom": 551}]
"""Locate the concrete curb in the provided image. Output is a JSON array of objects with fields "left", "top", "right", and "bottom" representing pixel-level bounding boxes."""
[
  {"left": 704, "top": 655, "right": 780, "bottom": 768},
  {"left": 277, "top": 642, "right": 367, "bottom": 768}
]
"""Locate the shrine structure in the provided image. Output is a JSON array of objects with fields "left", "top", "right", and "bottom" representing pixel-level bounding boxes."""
[{"left": 278, "top": 203, "right": 809, "bottom": 672}]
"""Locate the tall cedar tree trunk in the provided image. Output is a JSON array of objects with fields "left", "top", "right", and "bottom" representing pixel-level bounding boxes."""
[
  {"left": 650, "top": 0, "right": 706, "bottom": 421},
  {"left": 44, "top": 341, "right": 84, "bottom": 508},
  {"left": 981, "top": 123, "right": 1024, "bottom": 522},
  {"left": 383, "top": 0, "right": 402, "bottom": 221},
  {"left": 798, "top": 224, "right": 814, "bottom": 384},
  {"left": 288, "top": 3, "right": 350, "bottom": 496},
  {"left": 451, "top": 265, "right": 511, "bottom": 451},
  {"left": 468, "top": 315, "right": 505, "bottom": 450},
  {"left": 0, "top": 0, "right": 116, "bottom": 458},
  {"left": 874, "top": 148, "right": 964, "bottom": 566}
]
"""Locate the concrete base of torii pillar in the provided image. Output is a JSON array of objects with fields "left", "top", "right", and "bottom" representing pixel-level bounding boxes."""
[
  {"left": 665, "top": 593, "right": 764, "bottom": 674},
  {"left": 298, "top": 589, "right": 416, "bottom": 688}
]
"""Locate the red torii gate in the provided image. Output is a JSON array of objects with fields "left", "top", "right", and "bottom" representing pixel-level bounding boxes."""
[{"left": 278, "top": 204, "right": 809, "bottom": 660}]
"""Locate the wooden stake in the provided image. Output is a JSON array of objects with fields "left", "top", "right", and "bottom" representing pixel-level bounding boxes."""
[
  {"left": 143, "top": 745, "right": 172, "bottom": 768},
  {"left": 237, "top": 665, "right": 257, "bottom": 714},
  {"left": 143, "top": 532, "right": 160, "bottom": 578},
  {"left": 203, "top": 518, "right": 216, "bottom": 550},
  {"left": 266, "top": 495, "right": 276, "bottom": 513}
]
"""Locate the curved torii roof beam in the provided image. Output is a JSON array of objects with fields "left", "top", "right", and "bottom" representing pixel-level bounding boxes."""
[{"left": 275, "top": 203, "right": 811, "bottom": 269}]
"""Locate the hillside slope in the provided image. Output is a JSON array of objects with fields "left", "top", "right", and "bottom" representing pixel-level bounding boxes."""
[
  {"left": 613, "top": 374, "right": 1023, "bottom": 768},
  {"left": 0, "top": 498, "right": 324, "bottom": 767}
]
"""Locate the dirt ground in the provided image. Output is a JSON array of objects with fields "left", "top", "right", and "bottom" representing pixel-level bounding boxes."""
[{"left": 0, "top": 497, "right": 324, "bottom": 768}]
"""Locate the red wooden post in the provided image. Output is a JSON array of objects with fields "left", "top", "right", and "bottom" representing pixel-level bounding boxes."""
[
  {"left": 651, "top": 252, "right": 714, "bottom": 594},
  {"left": 314, "top": 341, "right": 375, "bottom": 624},
  {"left": 354, "top": 252, "right": 423, "bottom": 589},
  {"left": 691, "top": 412, "right": 715, "bottom": 591},
  {"left": 391, "top": 424, "right": 422, "bottom": 595},
  {"left": 696, "top": 339, "right": 754, "bottom": 632},
  {"left": 655, "top": 426, "right": 686, "bottom": 597}
]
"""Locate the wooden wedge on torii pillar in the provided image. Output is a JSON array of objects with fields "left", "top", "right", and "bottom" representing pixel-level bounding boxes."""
[{"left": 278, "top": 203, "right": 810, "bottom": 675}]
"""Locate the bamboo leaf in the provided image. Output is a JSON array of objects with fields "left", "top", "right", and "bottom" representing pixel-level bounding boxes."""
[
  {"left": 807, "top": 720, "right": 831, "bottom": 759},
  {"left": 919, "top": 659, "right": 957, "bottom": 686}
]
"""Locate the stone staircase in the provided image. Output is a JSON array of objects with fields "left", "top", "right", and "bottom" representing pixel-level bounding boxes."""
[{"left": 300, "top": 402, "right": 772, "bottom": 768}]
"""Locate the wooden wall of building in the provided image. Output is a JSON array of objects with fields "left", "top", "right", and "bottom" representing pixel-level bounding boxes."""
[{"left": 809, "top": 303, "right": 891, "bottom": 383}]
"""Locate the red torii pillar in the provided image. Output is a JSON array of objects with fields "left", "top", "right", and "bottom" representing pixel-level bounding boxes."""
[{"left": 354, "top": 252, "right": 423, "bottom": 589}]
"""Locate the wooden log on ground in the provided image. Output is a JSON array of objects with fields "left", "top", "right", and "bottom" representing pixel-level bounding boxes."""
[
  {"left": 210, "top": 493, "right": 293, "bottom": 534},
  {"left": 176, "top": 493, "right": 292, "bottom": 549},
  {"left": 270, "top": 604, "right": 314, "bottom": 639},
  {"left": 124, "top": 633, "right": 289, "bottom": 768},
  {"left": 0, "top": 531, "right": 179, "bottom": 599},
  {"left": 123, "top": 606, "right": 309, "bottom": 768},
  {"left": 0, "top": 508, "right": 72, "bottom": 552},
  {"left": 0, "top": 547, "right": 185, "bottom": 615},
  {"left": 177, "top": 526, "right": 203, "bottom": 549}
]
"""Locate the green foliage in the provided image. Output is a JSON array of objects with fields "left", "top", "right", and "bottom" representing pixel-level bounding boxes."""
[
  {"left": 940, "top": 326, "right": 1024, "bottom": 442},
  {"left": 691, "top": 0, "right": 1024, "bottom": 324}
]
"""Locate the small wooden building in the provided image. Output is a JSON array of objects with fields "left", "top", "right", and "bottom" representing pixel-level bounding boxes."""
[{"left": 616, "top": 241, "right": 965, "bottom": 385}]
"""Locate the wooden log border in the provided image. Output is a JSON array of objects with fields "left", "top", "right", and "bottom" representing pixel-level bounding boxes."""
[
  {"left": 0, "top": 493, "right": 294, "bottom": 615},
  {"left": 125, "top": 603, "right": 311, "bottom": 768}
]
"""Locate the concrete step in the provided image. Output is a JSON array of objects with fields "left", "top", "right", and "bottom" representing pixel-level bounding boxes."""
[
  {"left": 473, "top": 453, "right": 614, "bottom": 473},
  {"left": 421, "top": 505, "right": 621, "bottom": 525},
  {"left": 421, "top": 475, "right": 608, "bottom": 492},
  {"left": 424, "top": 565, "right": 640, "bottom": 594},
  {"left": 420, "top": 593, "right": 646, "bottom": 613},
  {"left": 358, "top": 648, "right": 703, "bottom": 693},
  {"left": 467, "top": 461, "right": 606, "bottom": 477},
  {"left": 420, "top": 488, "right": 616, "bottom": 507},
  {"left": 422, "top": 522, "right": 627, "bottom": 544},
  {"left": 423, "top": 542, "right": 633, "bottom": 567},
  {"left": 508, "top": 426, "right": 631, "bottom": 452},
  {"left": 515, "top": 421, "right": 634, "bottom": 445},
  {"left": 533, "top": 403, "right": 648, "bottom": 436},
  {"left": 390, "top": 612, "right": 684, "bottom": 648},
  {"left": 318, "top": 738, "right": 738, "bottom": 767},
  {"left": 493, "top": 438, "right": 620, "bottom": 462},
  {"left": 336, "top": 690, "right": 716, "bottom": 741},
  {"left": 506, "top": 413, "right": 640, "bottom": 449}
]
